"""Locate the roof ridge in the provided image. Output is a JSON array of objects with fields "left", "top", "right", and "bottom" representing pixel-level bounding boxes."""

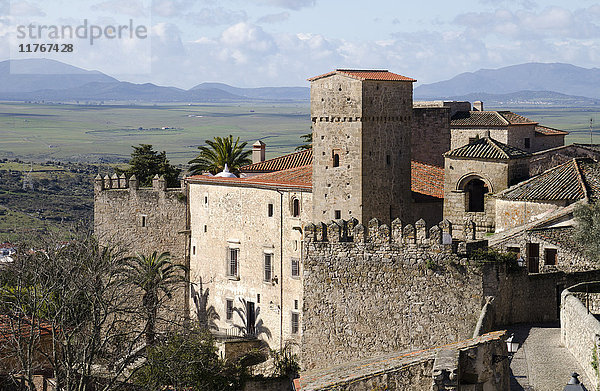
[
  {"left": 573, "top": 158, "right": 589, "bottom": 201},
  {"left": 486, "top": 137, "right": 510, "bottom": 159},
  {"left": 495, "top": 112, "right": 510, "bottom": 126}
]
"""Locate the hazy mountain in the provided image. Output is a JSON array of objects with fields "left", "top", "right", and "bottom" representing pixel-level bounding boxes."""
[
  {"left": 1, "top": 82, "right": 246, "bottom": 102},
  {"left": 0, "top": 59, "right": 118, "bottom": 92},
  {"left": 440, "top": 90, "right": 600, "bottom": 107},
  {"left": 191, "top": 82, "right": 309, "bottom": 101},
  {"left": 414, "top": 63, "right": 600, "bottom": 100}
]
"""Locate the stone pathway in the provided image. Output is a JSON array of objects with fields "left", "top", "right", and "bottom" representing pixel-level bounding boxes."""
[{"left": 507, "top": 323, "right": 592, "bottom": 391}]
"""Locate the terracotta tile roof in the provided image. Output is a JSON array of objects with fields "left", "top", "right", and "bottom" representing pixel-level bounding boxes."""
[
  {"left": 445, "top": 137, "right": 531, "bottom": 160},
  {"left": 0, "top": 314, "right": 53, "bottom": 342},
  {"left": 193, "top": 151, "right": 446, "bottom": 199},
  {"left": 411, "top": 161, "right": 444, "bottom": 199},
  {"left": 187, "top": 165, "right": 312, "bottom": 190},
  {"left": 495, "top": 158, "right": 600, "bottom": 201},
  {"left": 451, "top": 111, "right": 537, "bottom": 127},
  {"left": 535, "top": 125, "right": 569, "bottom": 136},
  {"left": 308, "top": 69, "right": 416, "bottom": 82},
  {"left": 240, "top": 149, "right": 313, "bottom": 173}
]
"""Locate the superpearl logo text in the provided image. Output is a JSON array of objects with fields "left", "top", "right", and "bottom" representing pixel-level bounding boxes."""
[{"left": 16, "top": 19, "right": 148, "bottom": 45}]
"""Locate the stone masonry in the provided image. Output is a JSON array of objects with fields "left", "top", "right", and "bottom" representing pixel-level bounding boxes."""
[
  {"left": 310, "top": 72, "right": 414, "bottom": 225},
  {"left": 301, "top": 217, "right": 487, "bottom": 370},
  {"left": 94, "top": 174, "right": 189, "bottom": 319}
]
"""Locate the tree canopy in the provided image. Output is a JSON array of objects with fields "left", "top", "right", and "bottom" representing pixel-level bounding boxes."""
[
  {"left": 574, "top": 202, "right": 600, "bottom": 261},
  {"left": 188, "top": 135, "right": 252, "bottom": 176},
  {"left": 115, "top": 144, "right": 181, "bottom": 187},
  {"left": 295, "top": 131, "right": 312, "bottom": 151}
]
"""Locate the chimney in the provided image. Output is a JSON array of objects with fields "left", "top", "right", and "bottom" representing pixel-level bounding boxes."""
[
  {"left": 473, "top": 101, "right": 484, "bottom": 111},
  {"left": 252, "top": 140, "right": 266, "bottom": 164}
]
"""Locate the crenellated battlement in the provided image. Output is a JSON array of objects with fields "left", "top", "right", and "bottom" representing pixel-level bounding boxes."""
[{"left": 94, "top": 174, "right": 183, "bottom": 193}]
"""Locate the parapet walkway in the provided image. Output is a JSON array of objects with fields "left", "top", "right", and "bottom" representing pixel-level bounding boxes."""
[{"left": 508, "top": 323, "right": 592, "bottom": 391}]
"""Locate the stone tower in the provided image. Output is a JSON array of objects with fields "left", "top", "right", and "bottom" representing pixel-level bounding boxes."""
[{"left": 308, "top": 69, "right": 416, "bottom": 225}]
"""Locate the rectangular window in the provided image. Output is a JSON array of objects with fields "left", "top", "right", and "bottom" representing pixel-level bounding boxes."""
[
  {"left": 545, "top": 248, "right": 558, "bottom": 266},
  {"left": 268, "top": 203, "right": 274, "bottom": 217},
  {"left": 227, "top": 248, "right": 239, "bottom": 278},
  {"left": 469, "top": 137, "right": 477, "bottom": 144},
  {"left": 192, "top": 246, "right": 196, "bottom": 255},
  {"left": 264, "top": 253, "right": 272, "bottom": 282},
  {"left": 257, "top": 294, "right": 260, "bottom": 303},
  {"left": 291, "top": 258, "right": 300, "bottom": 278},
  {"left": 226, "top": 299, "right": 234, "bottom": 321},
  {"left": 294, "top": 299, "right": 299, "bottom": 310},
  {"left": 525, "top": 138, "right": 531, "bottom": 148},
  {"left": 140, "top": 215, "right": 147, "bottom": 227},
  {"left": 334, "top": 210, "right": 341, "bottom": 219},
  {"left": 291, "top": 312, "right": 300, "bottom": 334}
]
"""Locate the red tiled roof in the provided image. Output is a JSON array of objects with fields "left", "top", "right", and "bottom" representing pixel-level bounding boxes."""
[
  {"left": 411, "top": 161, "right": 444, "bottom": 199},
  {"left": 308, "top": 69, "right": 416, "bottom": 82},
  {"left": 0, "top": 314, "right": 53, "bottom": 342},
  {"left": 240, "top": 149, "right": 312, "bottom": 173},
  {"left": 535, "top": 125, "right": 569, "bottom": 136},
  {"left": 187, "top": 165, "right": 312, "bottom": 190},
  {"left": 451, "top": 111, "right": 538, "bottom": 127}
]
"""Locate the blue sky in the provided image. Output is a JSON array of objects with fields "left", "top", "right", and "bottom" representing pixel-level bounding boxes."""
[{"left": 1, "top": 0, "right": 599, "bottom": 88}]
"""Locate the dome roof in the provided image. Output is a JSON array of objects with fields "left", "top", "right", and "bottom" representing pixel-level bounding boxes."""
[{"left": 214, "top": 164, "right": 237, "bottom": 178}]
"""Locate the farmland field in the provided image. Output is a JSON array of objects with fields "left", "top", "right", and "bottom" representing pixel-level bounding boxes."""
[{"left": 0, "top": 102, "right": 311, "bottom": 165}]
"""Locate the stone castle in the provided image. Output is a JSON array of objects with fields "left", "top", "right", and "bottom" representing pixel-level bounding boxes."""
[{"left": 95, "top": 68, "right": 600, "bottom": 387}]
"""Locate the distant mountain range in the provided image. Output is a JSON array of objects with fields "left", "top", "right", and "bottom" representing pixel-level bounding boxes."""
[
  {"left": 414, "top": 63, "right": 600, "bottom": 101},
  {"left": 1, "top": 59, "right": 599, "bottom": 105}
]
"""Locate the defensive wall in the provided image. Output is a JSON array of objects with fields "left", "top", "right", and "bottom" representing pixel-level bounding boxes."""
[
  {"left": 301, "top": 217, "right": 600, "bottom": 371},
  {"left": 561, "top": 282, "right": 600, "bottom": 391},
  {"left": 93, "top": 174, "right": 190, "bottom": 320},
  {"left": 295, "top": 331, "right": 509, "bottom": 391}
]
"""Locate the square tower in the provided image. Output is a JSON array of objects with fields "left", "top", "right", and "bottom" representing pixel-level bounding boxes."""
[{"left": 308, "top": 69, "right": 416, "bottom": 225}]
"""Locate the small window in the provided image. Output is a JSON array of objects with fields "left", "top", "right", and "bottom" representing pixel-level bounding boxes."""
[
  {"left": 257, "top": 294, "right": 260, "bottom": 303},
  {"left": 192, "top": 246, "right": 196, "bottom": 255},
  {"left": 332, "top": 150, "right": 340, "bottom": 167},
  {"left": 264, "top": 253, "right": 272, "bottom": 282},
  {"left": 204, "top": 196, "right": 208, "bottom": 205},
  {"left": 386, "top": 155, "right": 391, "bottom": 165},
  {"left": 469, "top": 137, "right": 477, "bottom": 144},
  {"left": 204, "top": 225, "right": 207, "bottom": 232},
  {"left": 140, "top": 215, "right": 147, "bottom": 227},
  {"left": 291, "top": 258, "right": 300, "bottom": 278},
  {"left": 334, "top": 210, "right": 341, "bottom": 219},
  {"left": 545, "top": 248, "right": 557, "bottom": 266},
  {"left": 525, "top": 138, "right": 531, "bottom": 148},
  {"left": 292, "top": 198, "right": 300, "bottom": 217},
  {"left": 294, "top": 299, "right": 299, "bottom": 310},
  {"left": 226, "top": 299, "right": 234, "bottom": 321},
  {"left": 227, "top": 248, "right": 239, "bottom": 278},
  {"left": 268, "top": 203, "right": 274, "bottom": 217},
  {"left": 291, "top": 312, "right": 300, "bottom": 334}
]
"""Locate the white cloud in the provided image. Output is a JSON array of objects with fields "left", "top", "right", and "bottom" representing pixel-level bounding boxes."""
[
  {"left": 250, "top": 0, "right": 315, "bottom": 10},
  {"left": 186, "top": 7, "right": 247, "bottom": 26},
  {"left": 152, "top": 0, "right": 195, "bottom": 17},
  {"left": 91, "top": 0, "right": 149, "bottom": 17},
  {"left": 9, "top": 1, "right": 45, "bottom": 16},
  {"left": 257, "top": 11, "right": 290, "bottom": 24}
]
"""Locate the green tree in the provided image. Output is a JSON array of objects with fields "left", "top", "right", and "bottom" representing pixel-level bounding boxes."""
[
  {"left": 115, "top": 144, "right": 181, "bottom": 187},
  {"left": 188, "top": 135, "right": 252, "bottom": 176},
  {"left": 295, "top": 131, "right": 312, "bottom": 151},
  {"left": 133, "top": 328, "right": 250, "bottom": 391},
  {"left": 119, "top": 251, "right": 188, "bottom": 347},
  {"left": 574, "top": 202, "right": 600, "bottom": 261}
]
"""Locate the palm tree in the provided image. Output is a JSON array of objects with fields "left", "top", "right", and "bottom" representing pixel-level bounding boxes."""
[
  {"left": 188, "top": 135, "right": 252, "bottom": 176},
  {"left": 120, "top": 251, "right": 187, "bottom": 347}
]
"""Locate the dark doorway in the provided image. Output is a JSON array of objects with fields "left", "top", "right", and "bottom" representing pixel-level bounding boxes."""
[
  {"left": 246, "top": 301, "right": 256, "bottom": 336},
  {"left": 527, "top": 243, "right": 540, "bottom": 273},
  {"left": 465, "top": 178, "right": 488, "bottom": 212}
]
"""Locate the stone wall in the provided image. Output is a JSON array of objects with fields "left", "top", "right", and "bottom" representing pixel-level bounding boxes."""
[
  {"left": 188, "top": 180, "right": 311, "bottom": 350},
  {"left": 295, "top": 331, "right": 509, "bottom": 391},
  {"left": 301, "top": 217, "right": 487, "bottom": 370},
  {"left": 94, "top": 174, "right": 189, "bottom": 318},
  {"left": 533, "top": 133, "right": 565, "bottom": 153},
  {"left": 561, "top": 284, "right": 600, "bottom": 390},
  {"left": 530, "top": 144, "right": 600, "bottom": 176},
  {"left": 412, "top": 107, "right": 450, "bottom": 167},
  {"left": 494, "top": 198, "right": 566, "bottom": 233}
]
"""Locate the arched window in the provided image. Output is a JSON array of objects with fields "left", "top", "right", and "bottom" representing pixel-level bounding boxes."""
[
  {"left": 464, "top": 178, "right": 488, "bottom": 212},
  {"left": 292, "top": 198, "right": 300, "bottom": 217}
]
